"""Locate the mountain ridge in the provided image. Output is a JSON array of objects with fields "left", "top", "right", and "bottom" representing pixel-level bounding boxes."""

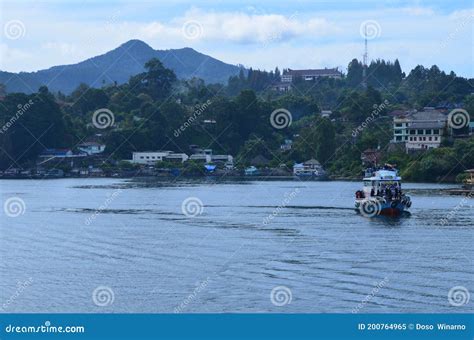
[{"left": 0, "top": 40, "right": 243, "bottom": 94}]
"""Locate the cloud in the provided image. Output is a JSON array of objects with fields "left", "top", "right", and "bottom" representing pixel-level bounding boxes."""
[
  {"left": 168, "top": 8, "right": 339, "bottom": 44},
  {"left": 0, "top": 4, "right": 472, "bottom": 77}
]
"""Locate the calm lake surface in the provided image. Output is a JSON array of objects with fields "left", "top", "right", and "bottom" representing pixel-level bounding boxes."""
[{"left": 0, "top": 179, "right": 472, "bottom": 313}]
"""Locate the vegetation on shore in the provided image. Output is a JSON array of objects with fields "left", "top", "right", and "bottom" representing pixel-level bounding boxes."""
[{"left": 0, "top": 57, "right": 472, "bottom": 182}]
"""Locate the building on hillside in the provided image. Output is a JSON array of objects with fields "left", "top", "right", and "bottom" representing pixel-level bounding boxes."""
[
  {"left": 280, "top": 139, "right": 293, "bottom": 151},
  {"left": 78, "top": 142, "right": 106, "bottom": 155},
  {"left": 272, "top": 82, "right": 292, "bottom": 92},
  {"left": 321, "top": 110, "right": 332, "bottom": 118},
  {"left": 282, "top": 68, "right": 342, "bottom": 83},
  {"left": 392, "top": 109, "right": 447, "bottom": 152},
  {"left": 131, "top": 151, "right": 188, "bottom": 165}
]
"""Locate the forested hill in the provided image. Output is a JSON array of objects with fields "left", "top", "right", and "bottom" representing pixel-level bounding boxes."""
[
  {"left": 0, "top": 55, "right": 472, "bottom": 182},
  {"left": 0, "top": 40, "right": 243, "bottom": 94}
]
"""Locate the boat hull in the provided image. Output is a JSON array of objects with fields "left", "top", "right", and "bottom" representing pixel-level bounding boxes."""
[{"left": 354, "top": 198, "right": 410, "bottom": 217}]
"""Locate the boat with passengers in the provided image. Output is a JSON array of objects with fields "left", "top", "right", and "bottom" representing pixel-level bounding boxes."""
[{"left": 354, "top": 164, "right": 411, "bottom": 216}]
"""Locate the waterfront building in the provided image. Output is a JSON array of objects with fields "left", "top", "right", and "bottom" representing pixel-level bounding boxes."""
[
  {"left": 189, "top": 148, "right": 233, "bottom": 165},
  {"left": 131, "top": 151, "right": 188, "bottom": 164},
  {"left": 293, "top": 159, "right": 325, "bottom": 176}
]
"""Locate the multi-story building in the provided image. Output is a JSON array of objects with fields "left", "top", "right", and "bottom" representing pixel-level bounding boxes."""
[
  {"left": 131, "top": 151, "right": 188, "bottom": 164},
  {"left": 281, "top": 68, "right": 342, "bottom": 83},
  {"left": 189, "top": 149, "right": 233, "bottom": 165},
  {"left": 392, "top": 109, "right": 447, "bottom": 152}
]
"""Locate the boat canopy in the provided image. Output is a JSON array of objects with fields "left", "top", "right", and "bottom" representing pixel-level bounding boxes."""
[{"left": 363, "top": 170, "right": 401, "bottom": 181}]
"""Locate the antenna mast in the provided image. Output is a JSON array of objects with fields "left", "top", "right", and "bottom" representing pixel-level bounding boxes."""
[{"left": 362, "top": 24, "right": 368, "bottom": 88}]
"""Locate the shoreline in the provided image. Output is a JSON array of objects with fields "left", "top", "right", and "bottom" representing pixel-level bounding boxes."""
[{"left": 0, "top": 174, "right": 467, "bottom": 186}]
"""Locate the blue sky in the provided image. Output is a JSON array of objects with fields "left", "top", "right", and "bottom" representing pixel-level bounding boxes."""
[{"left": 1, "top": 0, "right": 473, "bottom": 77}]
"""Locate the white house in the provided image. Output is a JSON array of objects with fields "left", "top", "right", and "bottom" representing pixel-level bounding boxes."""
[
  {"left": 78, "top": 142, "right": 106, "bottom": 155},
  {"left": 131, "top": 151, "right": 188, "bottom": 164}
]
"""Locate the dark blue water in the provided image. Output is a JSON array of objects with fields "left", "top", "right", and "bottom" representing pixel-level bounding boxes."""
[{"left": 0, "top": 179, "right": 472, "bottom": 313}]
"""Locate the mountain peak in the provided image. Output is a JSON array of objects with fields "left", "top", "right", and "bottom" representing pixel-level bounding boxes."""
[
  {"left": 119, "top": 39, "right": 152, "bottom": 49},
  {"left": 116, "top": 39, "right": 155, "bottom": 54},
  {"left": 0, "top": 40, "right": 243, "bottom": 93}
]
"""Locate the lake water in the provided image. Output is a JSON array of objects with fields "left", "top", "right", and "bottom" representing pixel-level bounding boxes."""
[{"left": 0, "top": 179, "right": 472, "bottom": 313}]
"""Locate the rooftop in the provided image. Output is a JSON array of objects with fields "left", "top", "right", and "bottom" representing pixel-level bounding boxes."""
[
  {"left": 408, "top": 121, "right": 445, "bottom": 129},
  {"left": 410, "top": 110, "right": 446, "bottom": 121},
  {"left": 283, "top": 68, "right": 342, "bottom": 76}
]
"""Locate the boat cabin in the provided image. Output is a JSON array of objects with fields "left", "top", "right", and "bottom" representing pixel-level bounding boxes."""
[{"left": 362, "top": 169, "right": 402, "bottom": 198}]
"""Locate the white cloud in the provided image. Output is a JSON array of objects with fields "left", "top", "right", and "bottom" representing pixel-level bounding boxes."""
[{"left": 169, "top": 8, "right": 339, "bottom": 44}]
